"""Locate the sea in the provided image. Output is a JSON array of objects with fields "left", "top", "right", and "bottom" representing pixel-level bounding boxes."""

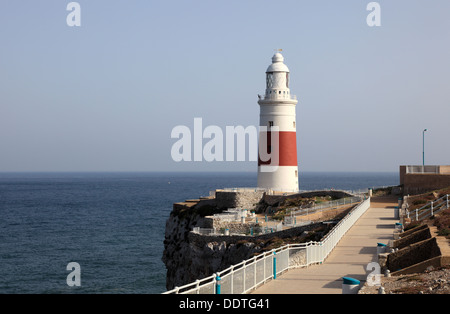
[{"left": 0, "top": 171, "right": 398, "bottom": 294}]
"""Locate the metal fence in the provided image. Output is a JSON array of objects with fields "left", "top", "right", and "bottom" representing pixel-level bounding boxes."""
[
  {"left": 290, "top": 196, "right": 363, "bottom": 216},
  {"left": 163, "top": 197, "right": 371, "bottom": 294},
  {"left": 405, "top": 194, "right": 449, "bottom": 222}
]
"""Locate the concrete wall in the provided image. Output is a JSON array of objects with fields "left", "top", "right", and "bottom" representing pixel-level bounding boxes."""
[
  {"left": 400, "top": 165, "right": 450, "bottom": 195},
  {"left": 402, "top": 174, "right": 450, "bottom": 195}
]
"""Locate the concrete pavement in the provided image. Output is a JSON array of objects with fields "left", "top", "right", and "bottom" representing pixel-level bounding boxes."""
[{"left": 252, "top": 196, "right": 399, "bottom": 294}]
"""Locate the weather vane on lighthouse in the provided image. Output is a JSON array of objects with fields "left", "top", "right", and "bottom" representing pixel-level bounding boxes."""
[{"left": 257, "top": 50, "right": 299, "bottom": 192}]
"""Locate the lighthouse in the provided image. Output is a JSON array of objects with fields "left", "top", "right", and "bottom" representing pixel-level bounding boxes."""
[{"left": 257, "top": 51, "right": 299, "bottom": 192}]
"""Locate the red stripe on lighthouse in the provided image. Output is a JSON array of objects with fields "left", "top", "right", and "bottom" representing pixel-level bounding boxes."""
[{"left": 258, "top": 131, "right": 298, "bottom": 166}]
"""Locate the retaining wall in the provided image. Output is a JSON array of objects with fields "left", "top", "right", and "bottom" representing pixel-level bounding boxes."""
[{"left": 388, "top": 237, "right": 441, "bottom": 274}]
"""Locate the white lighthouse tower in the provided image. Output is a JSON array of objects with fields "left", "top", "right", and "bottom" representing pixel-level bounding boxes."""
[{"left": 257, "top": 51, "right": 299, "bottom": 192}]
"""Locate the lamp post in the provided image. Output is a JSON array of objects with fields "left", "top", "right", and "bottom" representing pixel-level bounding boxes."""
[{"left": 422, "top": 129, "right": 427, "bottom": 166}]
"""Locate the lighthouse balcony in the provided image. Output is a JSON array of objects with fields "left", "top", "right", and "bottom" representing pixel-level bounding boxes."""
[{"left": 258, "top": 93, "right": 298, "bottom": 103}]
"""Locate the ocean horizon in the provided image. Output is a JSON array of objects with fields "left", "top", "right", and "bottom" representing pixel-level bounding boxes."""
[{"left": 0, "top": 171, "right": 399, "bottom": 293}]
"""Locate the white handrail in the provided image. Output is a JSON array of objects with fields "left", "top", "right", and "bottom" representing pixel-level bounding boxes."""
[
  {"left": 406, "top": 194, "right": 449, "bottom": 222},
  {"left": 163, "top": 197, "right": 371, "bottom": 294}
]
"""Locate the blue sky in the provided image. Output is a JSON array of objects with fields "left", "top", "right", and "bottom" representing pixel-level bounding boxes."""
[{"left": 1, "top": 1, "right": 449, "bottom": 172}]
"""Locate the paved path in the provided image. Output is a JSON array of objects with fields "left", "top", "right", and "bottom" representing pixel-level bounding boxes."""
[{"left": 252, "top": 196, "right": 399, "bottom": 294}]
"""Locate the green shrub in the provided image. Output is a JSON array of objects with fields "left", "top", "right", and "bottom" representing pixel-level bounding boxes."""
[{"left": 438, "top": 228, "right": 450, "bottom": 237}]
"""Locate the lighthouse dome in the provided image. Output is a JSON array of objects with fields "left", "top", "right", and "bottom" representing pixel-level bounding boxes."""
[
  {"left": 266, "top": 52, "right": 290, "bottom": 73},
  {"left": 272, "top": 52, "right": 284, "bottom": 62}
]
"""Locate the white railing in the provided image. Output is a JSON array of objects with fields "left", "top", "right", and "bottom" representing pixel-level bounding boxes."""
[
  {"left": 282, "top": 196, "right": 362, "bottom": 227},
  {"left": 217, "top": 187, "right": 268, "bottom": 193},
  {"left": 290, "top": 196, "right": 363, "bottom": 216},
  {"left": 259, "top": 94, "right": 298, "bottom": 101},
  {"left": 406, "top": 194, "right": 449, "bottom": 222},
  {"left": 405, "top": 165, "right": 440, "bottom": 174},
  {"left": 163, "top": 197, "right": 371, "bottom": 294}
]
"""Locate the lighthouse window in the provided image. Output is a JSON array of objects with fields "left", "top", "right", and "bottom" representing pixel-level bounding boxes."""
[
  {"left": 268, "top": 121, "right": 274, "bottom": 128},
  {"left": 293, "top": 121, "right": 296, "bottom": 128},
  {"left": 295, "top": 170, "right": 298, "bottom": 177},
  {"left": 279, "top": 91, "right": 281, "bottom": 94},
  {"left": 267, "top": 73, "right": 274, "bottom": 89}
]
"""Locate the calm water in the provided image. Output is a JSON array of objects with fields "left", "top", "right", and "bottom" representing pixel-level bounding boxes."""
[{"left": 0, "top": 171, "right": 398, "bottom": 294}]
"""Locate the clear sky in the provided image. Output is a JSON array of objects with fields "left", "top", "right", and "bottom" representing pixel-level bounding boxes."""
[{"left": 1, "top": 1, "right": 449, "bottom": 173}]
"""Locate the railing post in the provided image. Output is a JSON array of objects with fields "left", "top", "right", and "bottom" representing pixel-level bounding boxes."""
[
  {"left": 243, "top": 261, "right": 246, "bottom": 292},
  {"left": 254, "top": 256, "right": 257, "bottom": 289},
  {"left": 263, "top": 255, "right": 266, "bottom": 283},
  {"left": 195, "top": 280, "right": 200, "bottom": 294},
  {"left": 215, "top": 274, "right": 221, "bottom": 295},
  {"left": 230, "top": 266, "right": 234, "bottom": 294},
  {"left": 431, "top": 201, "right": 434, "bottom": 216},
  {"left": 447, "top": 194, "right": 449, "bottom": 209},
  {"left": 416, "top": 209, "right": 419, "bottom": 221},
  {"left": 273, "top": 251, "right": 277, "bottom": 279}
]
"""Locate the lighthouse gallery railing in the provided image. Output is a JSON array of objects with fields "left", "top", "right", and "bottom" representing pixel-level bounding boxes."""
[{"left": 163, "top": 197, "right": 371, "bottom": 294}]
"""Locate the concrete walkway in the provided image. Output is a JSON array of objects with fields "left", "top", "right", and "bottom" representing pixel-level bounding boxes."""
[{"left": 252, "top": 196, "right": 399, "bottom": 294}]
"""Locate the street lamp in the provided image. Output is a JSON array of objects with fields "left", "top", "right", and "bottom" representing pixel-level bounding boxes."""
[{"left": 423, "top": 129, "right": 427, "bottom": 166}]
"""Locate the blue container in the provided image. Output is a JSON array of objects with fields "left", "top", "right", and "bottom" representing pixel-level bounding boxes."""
[{"left": 342, "top": 277, "right": 360, "bottom": 285}]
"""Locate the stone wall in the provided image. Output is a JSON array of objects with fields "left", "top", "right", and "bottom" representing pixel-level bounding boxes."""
[
  {"left": 387, "top": 237, "right": 441, "bottom": 273},
  {"left": 211, "top": 218, "right": 260, "bottom": 235},
  {"left": 393, "top": 225, "right": 431, "bottom": 250},
  {"left": 215, "top": 190, "right": 265, "bottom": 210}
]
